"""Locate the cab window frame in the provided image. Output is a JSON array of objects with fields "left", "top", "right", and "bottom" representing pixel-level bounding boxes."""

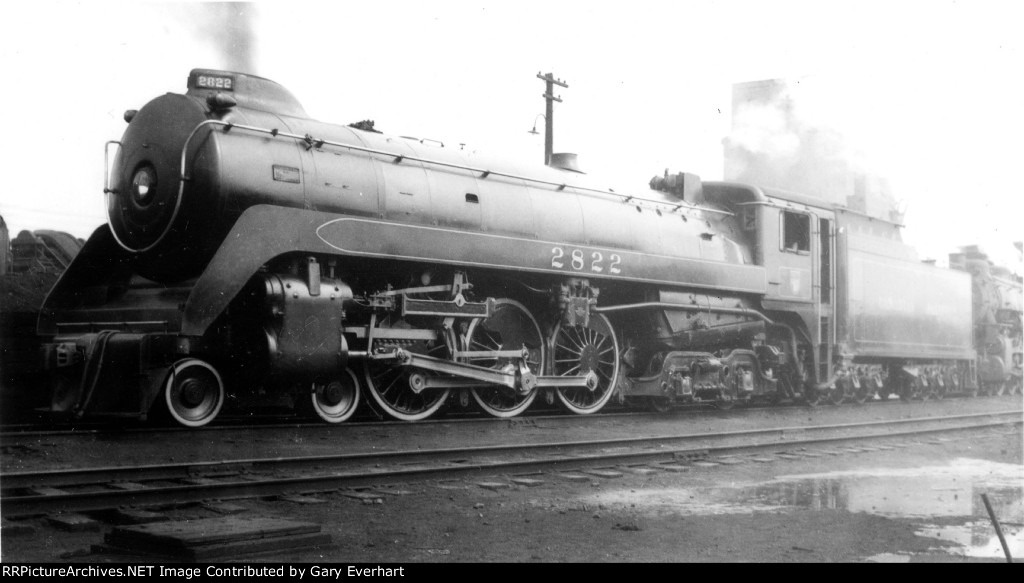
[{"left": 779, "top": 210, "right": 811, "bottom": 255}]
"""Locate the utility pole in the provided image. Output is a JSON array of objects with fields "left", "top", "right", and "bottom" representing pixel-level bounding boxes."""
[{"left": 537, "top": 72, "right": 568, "bottom": 166}]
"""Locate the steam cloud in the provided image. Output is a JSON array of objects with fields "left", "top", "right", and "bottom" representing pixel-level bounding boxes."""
[
  {"left": 723, "top": 78, "right": 899, "bottom": 221},
  {"left": 187, "top": 2, "right": 259, "bottom": 74}
]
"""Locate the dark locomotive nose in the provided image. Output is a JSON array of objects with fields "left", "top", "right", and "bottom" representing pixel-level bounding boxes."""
[{"left": 107, "top": 93, "right": 213, "bottom": 282}]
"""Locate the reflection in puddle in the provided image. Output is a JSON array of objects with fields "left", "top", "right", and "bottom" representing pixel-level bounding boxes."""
[
  {"left": 582, "top": 458, "right": 1023, "bottom": 560},
  {"left": 864, "top": 553, "right": 911, "bottom": 563}
]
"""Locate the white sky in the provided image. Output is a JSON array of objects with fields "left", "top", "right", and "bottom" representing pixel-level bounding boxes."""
[{"left": 0, "top": 0, "right": 1021, "bottom": 270}]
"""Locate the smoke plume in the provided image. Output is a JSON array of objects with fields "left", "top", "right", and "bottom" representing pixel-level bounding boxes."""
[
  {"left": 723, "top": 78, "right": 899, "bottom": 221},
  {"left": 187, "top": 3, "right": 259, "bottom": 74}
]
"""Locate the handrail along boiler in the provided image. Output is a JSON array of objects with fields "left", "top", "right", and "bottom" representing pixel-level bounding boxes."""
[{"left": 38, "top": 69, "right": 1022, "bottom": 426}]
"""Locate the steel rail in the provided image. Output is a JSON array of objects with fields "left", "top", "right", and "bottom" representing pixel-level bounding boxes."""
[
  {"left": 0, "top": 407, "right": 666, "bottom": 439},
  {"left": 0, "top": 393, "right": 1011, "bottom": 440},
  {"left": 2, "top": 410, "right": 1018, "bottom": 516},
  {"left": 6, "top": 409, "right": 1017, "bottom": 487}
]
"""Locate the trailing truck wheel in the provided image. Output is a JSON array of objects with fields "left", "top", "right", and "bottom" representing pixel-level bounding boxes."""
[
  {"left": 164, "top": 359, "right": 224, "bottom": 428},
  {"left": 310, "top": 368, "right": 361, "bottom": 423},
  {"left": 648, "top": 396, "right": 673, "bottom": 413},
  {"left": 551, "top": 313, "right": 620, "bottom": 415},
  {"left": 464, "top": 299, "right": 546, "bottom": 418},
  {"left": 802, "top": 386, "right": 822, "bottom": 407},
  {"left": 716, "top": 367, "right": 741, "bottom": 410},
  {"left": 715, "top": 393, "right": 736, "bottom": 410}
]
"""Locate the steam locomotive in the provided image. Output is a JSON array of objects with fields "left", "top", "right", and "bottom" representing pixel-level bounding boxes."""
[{"left": 37, "top": 69, "right": 1022, "bottom": 427}]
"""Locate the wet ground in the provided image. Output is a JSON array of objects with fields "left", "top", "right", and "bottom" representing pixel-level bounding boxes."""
[
  {"left": 583, "top": 455, "right": 1023, "bottom": 561},
  {"left": 2, "top": 421, "right": 1020, "bottom": 562}
]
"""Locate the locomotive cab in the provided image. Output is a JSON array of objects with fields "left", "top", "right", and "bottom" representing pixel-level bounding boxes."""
[{"left": 696, "top": 183, "right": 837, "bottom": 390}]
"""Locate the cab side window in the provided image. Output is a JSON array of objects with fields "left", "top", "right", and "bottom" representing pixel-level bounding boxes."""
[{"left": 781, "top": 211, "right": 810, "bottom": 253}]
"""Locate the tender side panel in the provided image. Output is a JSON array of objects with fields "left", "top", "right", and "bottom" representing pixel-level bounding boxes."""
[{"left": 838, "top": 232, "right": 974, "bottom": 360}]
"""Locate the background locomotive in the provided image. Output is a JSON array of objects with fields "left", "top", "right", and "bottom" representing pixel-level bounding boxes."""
[
  {"left": 0, "top": 218, "right": 82, "bottom": 418},
  {"left": 35, "top": 69, "right": 1022, "bottom": 426}
]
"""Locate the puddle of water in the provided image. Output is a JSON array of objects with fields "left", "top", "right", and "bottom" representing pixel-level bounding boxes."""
[
  {"left": 581, "top": 457, "right": 1024, "bottom": 560},
  {"left": 864, "top": 552, "right": 912, "bottom": 563},
  {"left": 914, "top": 521, "right": 1021, "bottom": 560}
]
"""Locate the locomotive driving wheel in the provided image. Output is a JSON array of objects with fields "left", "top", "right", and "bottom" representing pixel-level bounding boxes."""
[
  {"left": 463, "top": 299, "right": 546, "bottom": 418},
  {"left": 164, "top": 359, "right": 224, "bottom": 428},
  {"left": 550, "top": 313, "right": 620, "bottom": 415},
  {"left": 363, "top": 318, "right": 453, "bottom": 421},
  {"left": 310, "top": 368, "right": 361, "bottom": 423}
]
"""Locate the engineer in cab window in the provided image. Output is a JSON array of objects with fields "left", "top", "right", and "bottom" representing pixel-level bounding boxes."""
[{"left": 783, "top": 212, "right": 809, "bottom": 253}]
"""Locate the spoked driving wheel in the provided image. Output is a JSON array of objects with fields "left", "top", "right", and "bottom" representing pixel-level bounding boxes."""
[
  {"left": 550, "top": 313, "right": 620, "bottom": 414},
  {"left": 463, "top": 299, "right": 546, "bottom": 418},
  {"left": 364, "top": 318, "right": 452, "bottom": 421},
  {"left": 310, "top": 368, "right": 361, "bottom": 423},
  {"left": 164, "top": 359, "right": 224, "bottom": 428}
]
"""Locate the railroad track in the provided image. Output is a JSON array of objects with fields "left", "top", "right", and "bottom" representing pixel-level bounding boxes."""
[
  {"left": 0, "top": 408, "right": 637, "bottom": 439},
  {"left": 0, "top": 393, "right": 799, "bottom": 437},
  {"left": 3, "top": 391, "right": 1016, "bottom": 439},
  {"left": 2, "top": 409, "right": 1019, "bottom": 517}
]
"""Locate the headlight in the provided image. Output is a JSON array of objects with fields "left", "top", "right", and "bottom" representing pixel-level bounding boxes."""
[{"left": 131, "top": 165, "right": 157, "bottom": 206}]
